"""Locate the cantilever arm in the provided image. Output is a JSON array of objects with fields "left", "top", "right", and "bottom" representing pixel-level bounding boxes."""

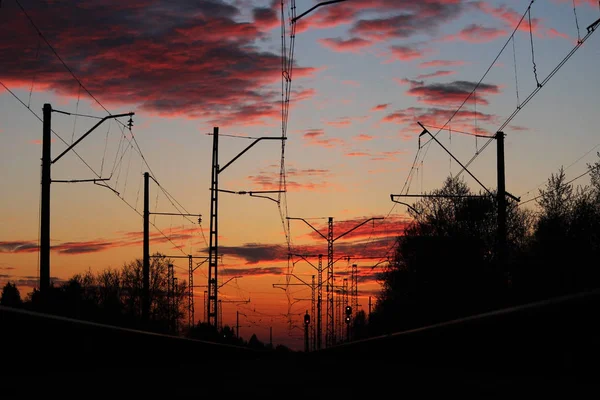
[
  {"left": 334, "top": 217, "right": 383, "bottom": 242},
  {"left": 219, "top": 137, "right": 285, "bottom": 174},
  {"left": 417, "top": 121, "right": 492, "bottom": 196},
  {"left": 286, "top": 217, "right": 327, "bottom": 241},
  {"left": 292, "top": 0, "right": 349, "bottom": 23},
  {"left": 53, "top": 112, "right": 134, "bottom": 164},
  {"left": 390, "top": 195, "right": 421, "bottom": 215},
  {"left": 289, "top": 254, "right": 320, "bottom": 271}
]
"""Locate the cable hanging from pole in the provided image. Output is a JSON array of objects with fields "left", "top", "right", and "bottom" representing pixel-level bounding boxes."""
[
  {"left": 27, "top": 36, "right": 40, "bottom": 109},
  {"left": 512, "top": 35, "right": 521, "bottom": 108},
  {"left": 455, "top": 13, "right": 600, "bottom": 179},
  {"left": 528, "top": 7, "right": 541, "bottom": 88},
  {"left": 573, "top": 0, "right": 582, "bottom": 43},
  {"left": 71, "top": 83, "right": 81, "bottom": 144}
]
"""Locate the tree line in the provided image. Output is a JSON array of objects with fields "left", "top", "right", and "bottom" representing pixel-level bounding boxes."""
[
  {"left": 1, "top": 253, "right": 282, "bottom": 350},
  {"left": 358, "top": 156, "right": 600, "bottom": 338}
]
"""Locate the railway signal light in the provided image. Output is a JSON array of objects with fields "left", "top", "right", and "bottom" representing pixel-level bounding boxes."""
[{"left": 304, "top": 312, "right": 310, "bottom": 326}]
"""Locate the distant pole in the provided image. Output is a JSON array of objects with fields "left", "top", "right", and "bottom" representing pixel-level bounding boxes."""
[
  {"left": 167, "top": 263, "right": 173, "bottom": 326},
  {"left": 496, "top": 132, "right": 507, "bottom": 286},
  {"left": 236, "top": 310, "right": 239, "bottom": 339},
  {"left": 368, "top": 296, "right": 372, "bottom": 316},
  {"left": 311, "top": 275, "right": 316, "bottom": 351},
  {"left": 40, "top": 103, "right": 52, "bottom": 295},
  {"left": 317, "top": 254, "right": 323, "bottom": 350},
  {"left": 188, "top": 255, "right": 194, "bottom": 329},
  {"left": 270, "top": 326, "right": 273, "bottom": 348},
  {"left": 327, "top": 217, "right": 334, "bottom": 346},
  {"left": 143, "top": 172, "right": 150, "bottom": 323},
  {"left": 173, "top": 276, "right": 178, "bottom": 333},
  {"left": 304, "top": 310, "right": 310, "bottom": 353},
  {"left": 203, "top": 290, "right": 207, "bottom": 323}
]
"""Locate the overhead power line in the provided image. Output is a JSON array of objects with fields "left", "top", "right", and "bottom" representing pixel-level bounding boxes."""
[
  {"left": 519, "top": 164, "right": 599, "bottom": 207},
  {"left": 5, "top": 2, "right": 202, "bottom": 258},
  {"left": 420, "top": 0, "right": 537, "bottom": 152},
  {"left": 456, "top": 12, "right": 600, "bottom": 179}
]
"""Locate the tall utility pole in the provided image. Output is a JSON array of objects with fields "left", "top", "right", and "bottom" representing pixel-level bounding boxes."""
[
  {"left": 167, "top": 263, "right": 174, "bottom": 329},
  {"left": 311, "top": 275, "right": 316, "bottom": 351},
  {"left": 287, "top": 216, "right": 383, "bottom": 347},
  {"left": 351, "top": 264, "right": 358, "bottom": 318},
  {"left": 317, "top": 254, "right": 322, "bottom": 350},
  {"left": 218, "top": 300, "right": 223, "bottom": 330},
  {"left": 208, "top": 127, "right": 219, "bottom": 329},
  {"left": 143, "top": 172, "right": 150, "bottom": 322},
  {"left": 203, "top": 291, "right": 207, "bottom": 323},
  {"left": 368, "top": 296, "right": 372, "bottom": 317},
  {"left": 496, "top": 131, "right": 508, "bottom": 284},
  {"left": 188, "top": 255, "right": 193, "bottom": 328},
  {"left": 40, "top": 104, "right": 52, "bottom": 294},
  {"left": 40, "top": 104, "right": 51, "bottom": 295},
  {"left": 327, "top": 217, "right": 334, "bottom": 345},
  {"left": 208, "top": 127, "right": 285, "bottom": 328},
  {"left": 304, "top": 310, "right": 310, "bottom": 353},
  {"left": 344, "top": 278, "right": 349, "bottom": 323},
  {"left": 236, "top": 310, "right": 239, "bottom": 339},
  {"left": 173, "top": 276, "right": 178, "bottom": 333},
  {"left": 40, "top": 103, "right": 134, "bottom": 296}
]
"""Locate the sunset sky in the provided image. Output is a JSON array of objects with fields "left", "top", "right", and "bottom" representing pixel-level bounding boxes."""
[{"left": 1, "top": 0, "right": 599, "bottom": 349}]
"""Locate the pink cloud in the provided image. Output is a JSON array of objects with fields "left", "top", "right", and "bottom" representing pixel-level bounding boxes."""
[
  {"left": 0, "top": 1, "right": 318, "bottom": 127},
  {"left": 353, "top": 134, "right": 374, "bottom": 141},
  {"left": 442, "top": 24, "right": 507, "bottom": 43},
  {"left": 388, "top": 46, "right": 421, "bottom": 62},
  {"left": 319, "top": 37, "right": 372, "bottom": 53},
  {"left": 301, "top": 215, "right": 409, "bottom": 243},
  {"left": 293, "top": 88, "right": 317, "bottom": 102},
  {"left": 370, "top": 150, "right": 406, "bottom": 162},
  {"left": 402, "top": 79, "right": 501, "bottom": 106},
  {"left": 303, "top": 129, "right": 324, "bottom": 139},
  {"left": 419, "top": 60, "right": 466, "bottom": 68},
  {"left": 252, "top": 1, "right": 280, "bottom": 31},
  {"left": 245, "top": 165, "right": 335, "bottom": 193},
  {"left": 415, "top": 70, "right": 456, "bottom": 80},
  {"left": 345, "top": 151, "right": 370, "bottom": 157},
  {"left": 29, "top": 138, "right": 57, "bottom": 145},
  {"left": 546, "top": 28, "right": 571, "bottom": 40},
  {"left": 508, "top": 125, "right": 530, "bottom": 131},
  {"left": 302, "top": 129, "right": 346, "bottom": 149},
  {"left": 371, "top": 103, "right": 390, "bottom": 111},
  {"left": 0, "top": 225, "right": 206, "bottom": 255},
  {"left": 326, "top": 117, "right": 352, "bottom": 127},
  {"left": 388, "top": 45, "right": 429, "bottom": 61},
  {"left": 476, "top": 3, "right": 541, "bottom": 35},
  {"left": 381, "top": 106, "right": 498, "bottom": 135}
]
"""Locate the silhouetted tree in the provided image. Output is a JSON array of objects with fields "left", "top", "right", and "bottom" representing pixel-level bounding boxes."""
[
  {"left": 120, "top": 253, "right": 187, "bottom": 333},
  {"left": 17, "top": 253, "right": 187, "bottom": 335},
  {"left": 520, "top": 165, "right": 600, "bottom": 299},
  {"left": 1, "top": 282, "right": 22, "bottom": 307},
  {"left": 371, "top": 176, "right": 531, "bottom": 335},
  {"left": 248, "top": 333, "right": 265, "bottom": 350}
]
